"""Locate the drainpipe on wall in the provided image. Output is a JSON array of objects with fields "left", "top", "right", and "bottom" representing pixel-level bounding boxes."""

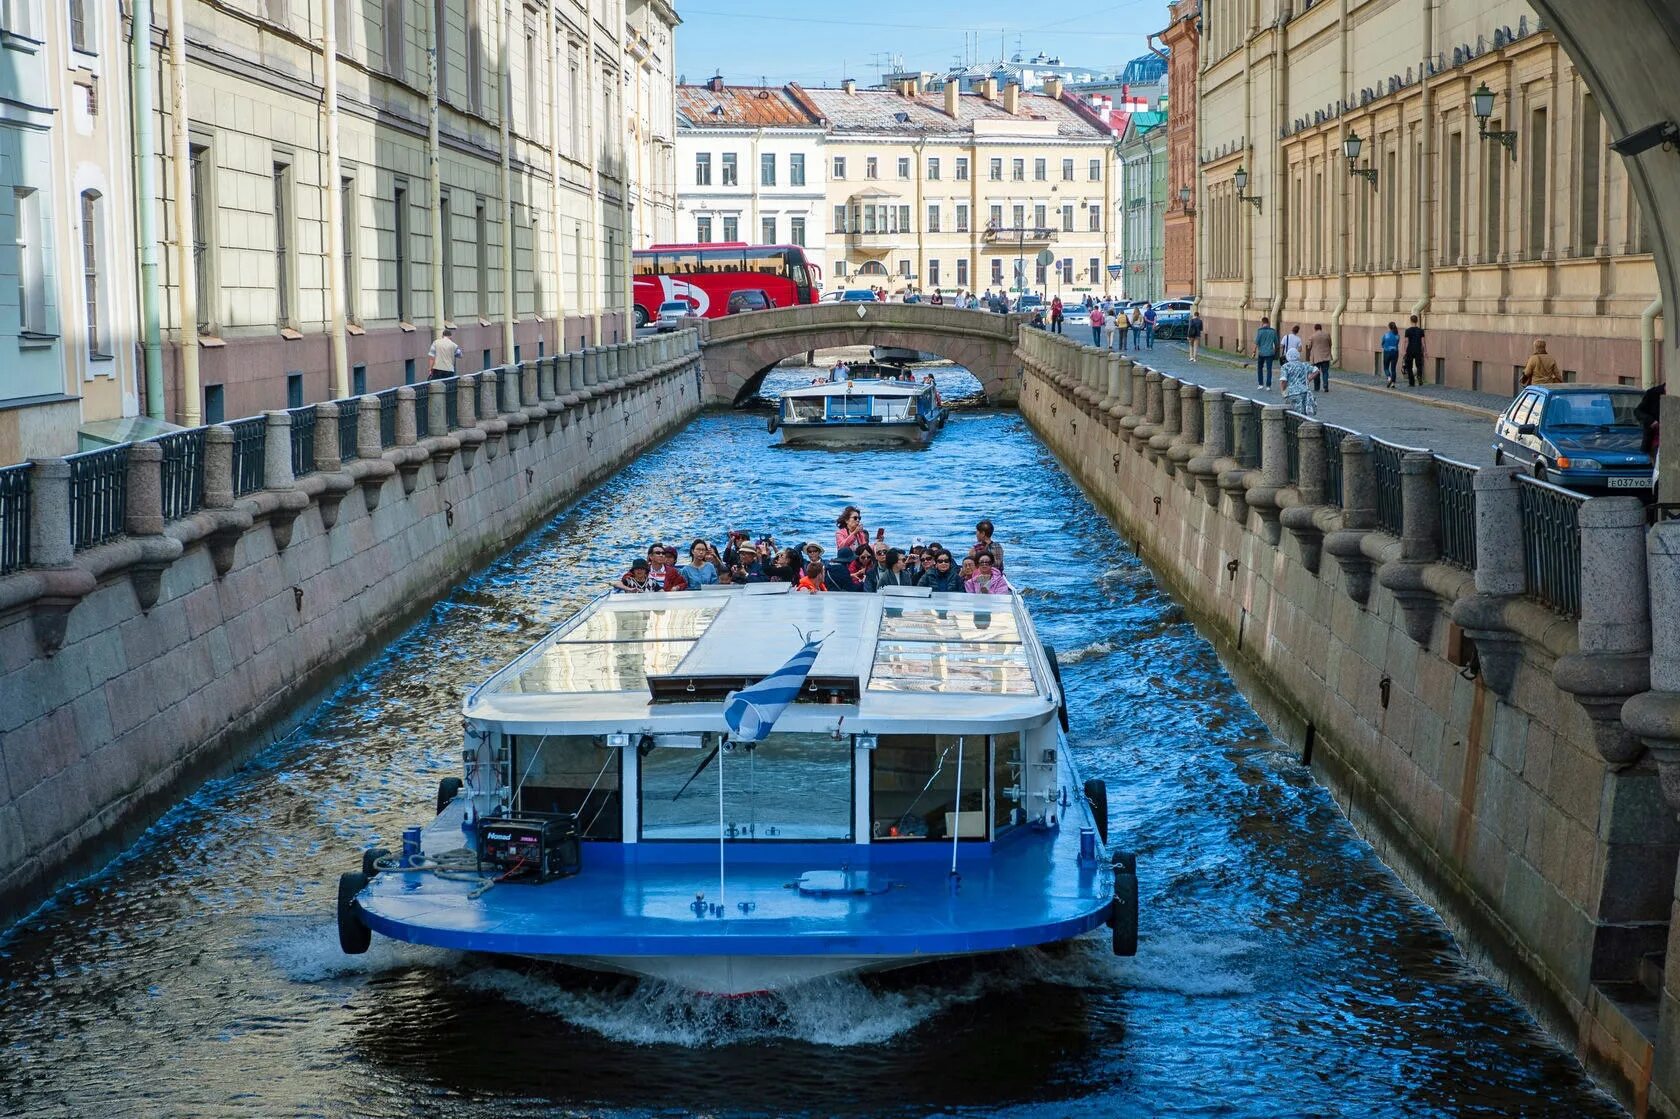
[
  {"left": 546, "top": 1, "right": 564, "bottom": 342},
  {"left": 167, "top": 0, "right": 199, "bottom": 425},
  {"left": 427, "top": 0, "right": 444, "bottom": 340},
  {"left": 1329, "top": 0, "right": 1350, "bottom": 366},
  {"left": 1642, "top": 296, "right": 1664, "bottom": 389},
  {"left": 1268, "top": 9, "right": 1288, "bottom": 339},
  {"left": 498, "top": 0, "right": 515, "bottom": 362},
  {"left": 321, "top": 0, "right": 348, "bottom": 399},
  {"left": 587, "top": 9, "right": 604, "bottom": 344},
  {"left": 1234, "top": 26, "right": 1253, "bottom": 341},
  {"left": 131, "top": 0, "right": 164, "bottom": 419},
  {"left": 1410, "top": 0, "right": 1436, "bottom": 325}
]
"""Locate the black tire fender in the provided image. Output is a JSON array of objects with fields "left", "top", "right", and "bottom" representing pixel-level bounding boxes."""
[
  {"left": 338, "top": 871, "right": 372, "bottom": 955},
  {"left": 1109, "top": 851, "right": 1138, "bottom": 957},
  {"left": 916, "top": 413, "right": 930, "bottom": 431},
  {"left": 436, "top": 776, "right": 463, "bottom": 816},
  {"left": 1083, "top": 778, "right": 1109, "bottom": 846},
  {"left": 362, "top": 847, "right": 391, "bottom": 877},
  {"left": 1042, "top": 644, "right": 1070, "bottom": 731},
  {"left": 767, "top": 412, "right": 780, "bottom": 434}
]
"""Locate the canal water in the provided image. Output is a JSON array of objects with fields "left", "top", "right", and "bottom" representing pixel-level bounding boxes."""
[{"left": 0, "top": 370, "right": 1626, "bottom": 1119}]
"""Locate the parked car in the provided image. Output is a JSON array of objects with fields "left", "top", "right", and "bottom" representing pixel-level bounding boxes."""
[
  {"left": 653, "top": 300, "right": 693, "bottom": 332},
  {"left": 1150, "top": 298, "right": 1197, "bottom": 339},
  {"left": 1013, "top": 294, "right": 1045, "bottom": 315},
  {"left": 726, "top": 289, "right": 775, "bottom": 314},
  {"left": 1492, "top": 384, "right": 1654, "bottom": 493},
  {"left": 1061, "top": 305, "right": 1092, "bottom": 329}
]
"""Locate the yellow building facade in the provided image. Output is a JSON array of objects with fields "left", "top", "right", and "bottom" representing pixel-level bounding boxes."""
[{"left": 1196, "top": 0, "right": 1659, "bottom": 391}]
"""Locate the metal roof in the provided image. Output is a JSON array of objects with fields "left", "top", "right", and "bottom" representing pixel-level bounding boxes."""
[
  {"left": 801, "top": 87, "right": 1115, "bottom": 140},
  {"left": 464, "top": 589, "right": 1058, "bottom": 735},
  {"left": 675, "top": 83, "right": 824, "bottom": 128}
]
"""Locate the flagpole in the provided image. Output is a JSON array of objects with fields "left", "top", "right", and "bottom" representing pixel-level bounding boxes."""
[
  {"left": 950, "top": 735, "right": 964, "bottom": 882},
  {"left": 718, "top": 737, "right": 727, "bottom": 910}
]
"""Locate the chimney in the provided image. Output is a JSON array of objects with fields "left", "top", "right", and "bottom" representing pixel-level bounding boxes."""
[
  {"left": 842, "top": 78, "right": 857, "bottom": 95},
  {"left": 1044, "top": 75, "right": 1064, "bottom": 100},
  {"left": 978, "top": 76, "right": 998, "bottom": 101},
  {"left": 708, "top": 74, "right": 725, "bottom": 93},
  {"left": 944, "top": 80, "right": 960, "bottom": 118},
  {"left": 909, "top": 74, "right": 922, "bottom": 97},
  {"left": 1002, "top": 81, "right": 1020, "bottom": 115}
]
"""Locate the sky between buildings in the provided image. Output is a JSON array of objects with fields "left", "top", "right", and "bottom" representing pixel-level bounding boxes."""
[{"left": 674, "top": 0, "right": 1162, "bottom": 89}]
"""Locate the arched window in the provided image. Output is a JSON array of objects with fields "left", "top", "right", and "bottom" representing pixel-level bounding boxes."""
[
  {"left": 79, "top": 189, "right": 109, "bottom": 358},
  {"left": 858, "top": 260, "right": 887, "bottom": 276}
]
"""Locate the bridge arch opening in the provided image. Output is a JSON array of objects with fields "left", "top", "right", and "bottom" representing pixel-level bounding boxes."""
[{"left": 729, "top": 344, "right": 987, "bottom": 409}]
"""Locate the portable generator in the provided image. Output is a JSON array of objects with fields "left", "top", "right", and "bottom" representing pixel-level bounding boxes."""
[{"left": 476, "top": 815, "right": 581, "bottom": 884}]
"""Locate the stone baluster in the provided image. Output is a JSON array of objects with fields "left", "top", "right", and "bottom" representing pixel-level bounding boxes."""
[
  {"left": 1245, "top": 406, "right": 1288, "bottom": 544},
  {"left": 1099, "top": 351, "right": 1120, "bottom": 414},
  {"left": 1148, "top": 376, "right": 1180, "bottom": 465},
  {"left": 204, "top": 426, "right": 234, "bottom": 510},
  {"left": 1625, "top": 523, "right": 1680, "bottom": 804},
  {"left": 421, "top": 383, "right": 461, "bottom": 483},
  {"left": 1218, "top": 398, "right": 1255, "bottom": 525},
  {"left": 1451, "top": 466, "right": 1532, "bottom": 697},
  {"left": 314, "top": 401, "right": 342, "bottom": 471},
  {"left": 392, "top": 387, "right": 426, "bottom": 495},
  {"left": 1168, "top": 382, "right": 1202, "bottom": 483},
  {"left": 1324, "top": 435, "right": 1377, "bottom": 605},
  {"left": 263, "top": 409, "right": 309, "bottom": 546},
  {"left": 1133, "top": 370, "right": 1163, "bottom": 452},
  {"left": 1121, "top": 363, "right": 1149, "bottom": 441},
  {"left": 22, "top": 457, "right": 95, "bottom": 654},
  {"left": 1186, "top": 390, "right": 1228, "bottom": 507},
  {"left": 454, "top": 374, "right": 486, "bottom": 469},
  {"left": 1281, "top": 419, "right": 1327, "bottom": 572},
  {"left": 1378, "top": 452, "right": 1443, "bottom": 643},
  {"left": 479, "top": 372, "right": 507, "bottom": 457},
  {"left": 499, "top": 368, "right": 530, "bottom": 447},
  {"left": 121, "top": 439, "right": 176, "bottom": 613},
  {"left": 356, "top": 395, "right": 382, "bottom": 461},
  {"left": 1556, "top": 498, "right": 1654, "bottom": 766}
]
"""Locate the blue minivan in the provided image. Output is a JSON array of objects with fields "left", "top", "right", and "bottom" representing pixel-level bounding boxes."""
[{"left": 1492, "top": 384, "right": 1653, "bottom": 493}]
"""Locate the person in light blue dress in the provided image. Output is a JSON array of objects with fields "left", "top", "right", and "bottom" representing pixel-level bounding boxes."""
[{"left": 1281, "top": 359, "right": 1318, "bottom": 416}]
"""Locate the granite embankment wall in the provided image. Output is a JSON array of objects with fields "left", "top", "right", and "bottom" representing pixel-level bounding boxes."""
[
  {"left": 0, "top": 333, "right": 703, "bottom": 920},
  {"left": 1015, "top": 327, "right": 1680, "bottom": 1116}
]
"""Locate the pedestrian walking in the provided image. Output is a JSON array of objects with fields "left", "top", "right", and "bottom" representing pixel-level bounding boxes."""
[
  {"left": 1104, "top": 305, "right": 1122, "bottom": 352},
  {"left": 1281, "top": 355, "right": 1318, "bottom": 416},
  {"left": 427, "top": 325, "right": 460, "bottom": 380},
  {"left": 1284, "top": 324, "right": 1304, "bottom": 366},
  {"left": 1129, "top": 305, "right": 1144, "bottom": 348},
  {"left": 1401, "top": 315, "right": 1426, "bottom": 387},
  {"left": 1142, "top": 304, "right": 1157, "bottom": 348},
  {"left": 1186, "top": 311, "right": 1204, "bottom": 363},
  {"left": 1050, "top": 296, "right": 1065, "bottom": 334},
  {"left": 1089, "top": 303, "right": 1106, "bottom": 346},
  {"left": 1254, "top": 316, "right": 1279, "bottom": 387},
  {"left": 1520, "top": 339, "right": 1563, "bottom": 386},
  {"left": 1381, "top": 322, "right": 1400, "bottom": 387},
  {"left": 1309, "top": 323, "right": 1332, "bottom": 392}
]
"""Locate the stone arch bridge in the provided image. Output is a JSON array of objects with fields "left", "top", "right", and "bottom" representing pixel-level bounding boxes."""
[{"left": 696, "top": 303, "right": 1029, "bottom": 406}]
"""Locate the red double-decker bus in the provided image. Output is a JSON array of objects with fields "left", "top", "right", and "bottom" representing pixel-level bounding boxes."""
[{"left": 631, "top": 242, "right": 821, "bottom": 326}]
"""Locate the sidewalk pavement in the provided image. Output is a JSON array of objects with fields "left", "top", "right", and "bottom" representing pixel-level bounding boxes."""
[{"left": 1108, "top": 338, "right": 1504, "bottom": 466}]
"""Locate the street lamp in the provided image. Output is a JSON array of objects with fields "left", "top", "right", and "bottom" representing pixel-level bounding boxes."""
[
  {"left": 1234, "top": 164, "right": 1262, "bottom": 213},
  {"left": 1471, "top": 82, "right": 1519, "bottom": 161},
  {"left": 1178, "top": 185, "right": 1195, "bottom": 213},
  {"left": 1343, "top": 130, "right": 1379, "bottom": 188}
]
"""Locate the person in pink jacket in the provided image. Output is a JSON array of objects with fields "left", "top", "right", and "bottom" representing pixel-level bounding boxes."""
[
  {"left": 835, "top": 505, "right": 870, "bottom": 554},
  {"left": 964, "top": 553, "right": 1010, "bottom": 593}
]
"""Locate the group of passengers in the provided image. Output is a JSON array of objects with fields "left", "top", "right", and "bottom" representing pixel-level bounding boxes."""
[{"left": 613, "top": 508, "right": 1010, "bottom": 596}]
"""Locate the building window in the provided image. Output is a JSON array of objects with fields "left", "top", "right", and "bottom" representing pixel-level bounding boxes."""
[
  {"left": 833, "top": 156, "right": 846, "bottom": 179},
  {"left": 790, "top": 216, "right": 806, "bottom": 246},
  {"left": 1445, "top": 130, "right": 1463, "bottom": 262},
  {"left": 190, "top": 142, "right": 214, "bottom": 332},
  {"left": 1059, "top": 258, "right": 1072, "bottom": 284},
  {"left": 1033, "top": 203, "right": 1045, "bottom": 229},
  {"left": 1033, "top": 158, "right": 1046, "bottom": 181},
  {"left": 762, "top": 216, "right": 776, "bottom": 243},
  {"left": 524, "top": 22, "right": 540, "bottom": 140},
  {"left": 695, "top": 152, "right": 711, "bottom": 185},
  {"left": 14, "top": 187, "right": 43, "bottom": 335},
  {"left": 475, "top": 197, "right": 489, "bottom": 317},
  {"left": 990, "top": 258, "right": 1002, "bottom": 284},
  {"left": 927, "top": 157, "right": 941, "bottom": 180},
  {"left": 896, "top": 156, "right": 910, "bottom": 179},
  {"left": 80, "top": 190, "right": 107, "bottom": 356},
  {"left": 989, "top": 157, "right": 1002, "bottom": 181},
  {"left": 273, "top": 162, "right": 296, "bottom": 328},
  {"left": 1061, "top": 158, "right": 1074, "bottom": 181},
  {"left": 927, "top": 204, "right": 940, "bottom": 233},
  {"left": 1, "top": 0, "right": 34, "bottom": 36},
  {"left": 898, "top": 204, "right": 911, "bottom": 231},
  {"left": 1578, "top": 95, "right": 1601, "bottom": 256},
  {"left": 204, "top": 384, "right": 225, "bottom": 425},
  {"left": 439, "top": 192, "right": 455, "bottom": 318},
  {"left": 69, "top": 0, "right": 93, "bottom": 51},
  {"left": 696, "top": 215, "right": 713, "bottom": 242},
  {"left": 1483, "top": 127, "right": 1503, "bottom": 261},
  {"left": 833, "top": 204, "right": 846, "bottom": 233},
  {"left": 761, "top": 152, "right": 776, "bottom": 187},
  {"left": 393, "top": 182, "right": 411, "bottom": 322},
  {"left": 722, "top": 215, "right": 738, "bottom": 241},
  {"left": 1060, "top": 203, "right": 1073, "bottom": 231},
  {"left": 899, "top": 259, "right": 911, "bottom": 278},
  {"left": 1088, "top": 203, "right": 1100, "bottom": 232},
  {"left": 1088, "top": 257, "right": 1099, "bottom": 283},
  {"left": 1527, "top": 106, "right": 1549, "bottom": 260},
  {"left": 989, "top": 204, "right": 1002, "bottom": 228},
  {"left": 721, "top": 153, "right": 738, "bottom": 186},
  {"left": 866, "top": 157, "right": 879, "bottom": 180},
  {"left": 567, "top": 46, "right": 581, "bottom": 156},
  {"left": 384, "top": 0, "right": 405, "bottom": 77},
  {"left": 465, "top": 0, "right": 483, "bottom": 112},
  {"left": 956, "top": 157, "right": 969, "bottom": 180},
  {"left": 341, "top": 176, "right": 358, "bottom": 322},
  {"left": 1012, "top": 158, "right": 1024, "bottom": 181},
  {"left": 1013, "top": 204, "right": 1025, "bottom": 229},
  {"left": 1035, "top": 259, "right": 1046, "bottom": 284},
  {"left": 790, "top": 153, "right": 806, "bottom": 186},
  {"left": 955, "top": 204, "right": 969, "bottom": 233},
  {"left": 956, "top": 258, "right": 968, "bottom": 286},
  {"left": 1089, "top": 159, "right": 1101, "bottom": 181},
  {"left": 835, "top": 260, "right": 847, "bottom": 278},
  {"left": 929, "top": 259, "right": 940, "bottom": 286}
]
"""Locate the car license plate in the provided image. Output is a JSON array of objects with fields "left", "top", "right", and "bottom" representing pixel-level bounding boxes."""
[{"left": 1607, "top": 477, "right": 1648, "bottom": 489}]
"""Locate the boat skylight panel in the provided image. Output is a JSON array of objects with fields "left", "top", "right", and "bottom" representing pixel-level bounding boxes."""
[
  {"left": 558, "top": 604, "right": 722, "bottom": 643},
  {"left": 496, "top": 639, "right": 698, "bottom": 694},
  {"left": 869, "top": 606, "right": 1036, "bottom": 695}
]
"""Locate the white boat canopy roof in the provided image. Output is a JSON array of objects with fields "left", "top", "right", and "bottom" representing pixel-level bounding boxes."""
[
  {"left": 463, "top": 586, "right": 1059, "bottom": 736},
  {"left": 779, "top": 382, "right": 931, "bottom": 399}
]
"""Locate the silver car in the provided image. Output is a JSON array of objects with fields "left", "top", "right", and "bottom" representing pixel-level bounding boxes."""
[{"left": 654, "top": 300, "right": 692, "bottom": 332}]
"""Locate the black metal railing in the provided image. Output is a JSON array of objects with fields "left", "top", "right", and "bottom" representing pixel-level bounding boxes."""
[
  {"left": 1372, "top": 440, "right": 1406, "bottom": 536},
  {"left": 154, "top": 428, "right": 207, "bottom": 521},
  {"left": 377, "top": 387, "right": 400, "bottom": 448},
  {"left": 339, "top": 404, "right": 361, "bottom": 462},
  {"left": 1284, "top": 411, "right": 1303, "bottom": 485},
  {"left": 68, "top": 444, "right": 130, "bottom": 550},
  {"left": 414, "top": 385, "right": 431, "bottom": 439},
  {"left": 444, "top": 377, "right": 460, "bottom": 430},
  {"left": 0, "top": 463, "right": 31, "bottom": 574},
  {"left": 288, "top": 405, "right": 317, "bottom": 478},
  {"left": 1322, "top": 424, "right": 1351, "bottom": 507},
  {"left": 1437, "top": 458, "right": 1477, "bottom": 569},
  {"left": 228, "top": 416, "right": 267, "bottom": 496},
  {"left": 1518, "top": 476, "right": 1585, "bottom": 618}
]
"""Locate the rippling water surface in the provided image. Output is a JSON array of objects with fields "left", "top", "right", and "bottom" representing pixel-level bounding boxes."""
[{"left": 0, "top": 372, "right": 1625, "bottom": 1118}]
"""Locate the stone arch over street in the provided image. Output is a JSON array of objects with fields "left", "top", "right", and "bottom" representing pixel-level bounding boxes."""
[{"left": 697, "top": 303, "right": 1029, "bottom": 406}]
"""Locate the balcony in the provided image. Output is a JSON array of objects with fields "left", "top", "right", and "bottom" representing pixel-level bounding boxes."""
[
  {"left": 843, "top": 228, "right": 906, "bottom": 252},
  {"left": 982, "top": 225, "right": 1059, "bottom": 246}
]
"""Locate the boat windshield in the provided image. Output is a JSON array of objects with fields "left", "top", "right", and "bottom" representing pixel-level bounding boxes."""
[
  {"left": 873, "top": 397, "right": 911, "bottom": 421},
  {"left": 508, "top": 734, "right": 623, "bottom": 839},
  {"left": 639, "top": 732, "right": 853, "bottom": 841},
  {"left": 870, "top": 734, "right": 987, "bottom": 841},
  {"left": 787, "top": 397, "right": 825, "bottom": 421}
]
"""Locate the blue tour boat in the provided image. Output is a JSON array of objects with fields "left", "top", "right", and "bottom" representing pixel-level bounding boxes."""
[{"left": 336, "top": 585, "right": 1136, "bottom": 994}]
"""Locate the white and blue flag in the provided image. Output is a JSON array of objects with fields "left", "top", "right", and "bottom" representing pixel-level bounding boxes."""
[{"left": 722, "top": 634, "right": 824, "bottom": 742}]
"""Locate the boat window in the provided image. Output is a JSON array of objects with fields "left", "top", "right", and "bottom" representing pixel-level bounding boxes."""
[
  {"left": 509, "top": 734, "right": 623, "bottom": 840},
  {"left": 639, "top": 732, "right": 853, "bottom": 841},
  {"left": 871, "top": 734, "right": 987, "bottom": 840},
  {"left": 873, "top": 396, "right": 910, "bottom": 421},
  {"left": 992, "top": 731, "right": 1021, "bottom": 833},
  {"left": 496, "top": 640, "right": 696, "bottom": 694},
  {"left": 788, "top": 397, "right": 825, "bottom": 421},
  {"left": 828, "top": 395, "right": 871, "bottom": 420}
]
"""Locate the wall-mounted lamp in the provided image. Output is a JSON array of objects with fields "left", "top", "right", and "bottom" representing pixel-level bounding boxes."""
[
  {"left": 1234, "top": 164, "right": 1262, "bottom": 213},
  {"left": 1178, "top": 185, "right": 1195, "bottom": 213},
  {"left": 1342, "top": 131, "right": 1379, "bottom": 188},
  {"left": 1471, "top": 82, "right": 1519, "bottom": 161}
]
